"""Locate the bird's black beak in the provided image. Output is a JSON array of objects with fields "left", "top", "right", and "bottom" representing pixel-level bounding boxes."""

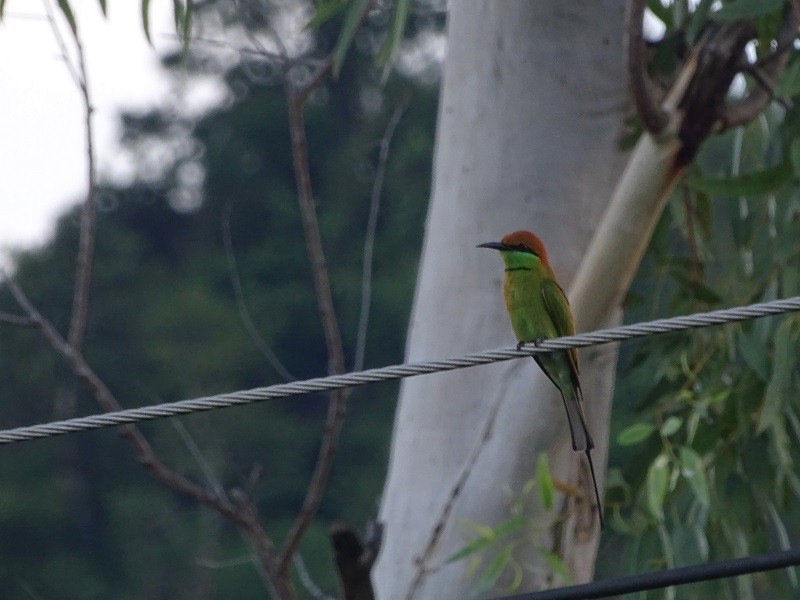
[{"left": 477, "top": 241, "right": 508, "bottom": 251}]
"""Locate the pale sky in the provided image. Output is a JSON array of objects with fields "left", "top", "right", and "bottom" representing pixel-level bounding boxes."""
[{"left": 0, "top": 1, "right": 177, "bottom": 267}]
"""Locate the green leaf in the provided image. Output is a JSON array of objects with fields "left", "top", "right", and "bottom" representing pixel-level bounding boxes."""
[
  {"left": 490, "top": 515, "right": 527, "bottom": 540},
  {"left": 445, "top": 516, "right": 526, "bottom": 563},
  {"left": 617, "top": 422, "right": 656, "bottom": 446},
  {"left": 446, "top": 533, "right": 495, "bottom": 564},
  {"left": 770, "top": 417, "right": 793, "bottom": 471},
  {"left": 332, "top": 0, "right": 369, "bottom": 77},
  {"left": 536, "top": 453, "right": 554, "bottom": 510},
  {"left": 688, "top": 162, "right": 793, "bottom": 196},
  {"left": 671, "top": 525, "right": 704, "bottom": 567},
  {"left": 660, "top": 416, "right": 682, "bottom": 437},
  {"left": 377, "top": 0, "right": 410, "bottom": 80},
  {"left": 142, "top": 0, "right": 153, "bottom": 44},
  {"left": 687, "top": 0, "right": 716, "bottom": 43},
  {"left": 0, "top": 0, "right": 6, "bottom": 20},
  {"left": 791, "top": 139, "right": 800, "bottom": 178},
  {"left": 646, "top": 454, "right": 670, "bottom": 521},
  {"left": 738, "top": 328, "right": 770, "bottom": 381},
  {"left": 758, "top": 318, "right": 798, "bottom": 433},
  {"left": 57, "top": 0, "right": 78, "bottom": 36},
  {"left": 679, "top": 447, "right": 709, "bottom": 507},
  {"left": 711, "top": 0, "right": 786, "bottom": 21},
  {"left": 306, "top": 0, "right": 348, "bottom": 30},
  {"left": 98, "top": 0, "right": 107, "bottom": 17},
  {"left": 775, "top": 59, "right": 800, "bottom": 97},
  {"left": 475, "top": 546, "right": 512, "bottom": 596},
  {"left": 671, "top": 269, "right": 723, "bottom": 304},
  {"left": 646, "top": 0, "right": 672, "bottom": 25},
  {"left": 693, "top": 189, "right": 713, "bottom": 240}
]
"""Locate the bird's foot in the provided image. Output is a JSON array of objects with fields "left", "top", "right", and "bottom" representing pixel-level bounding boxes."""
[{"left": 517, "top": 338, "right": 545, "bottom": 351}]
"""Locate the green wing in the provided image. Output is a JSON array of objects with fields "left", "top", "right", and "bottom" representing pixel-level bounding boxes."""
[{"left": 540, "top": 278, "right": 579, "bottom": 376}]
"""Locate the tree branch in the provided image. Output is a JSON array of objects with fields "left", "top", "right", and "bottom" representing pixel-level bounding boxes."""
[
  {"left": 66, "top": 22, "right": 97, "bottom": 350},
  {"left": 354, "top": 98, "right": 408, "bottom": 371},
  {"left": 43, "top": 0, "right": 98, "bottom": 351},
  {"left": 0, "top": 311, "right": 36, "bottom": 327},
  {"left": 294, "top": 57, "right": 334, "bottom": 106},
  {"left": 277, "top": 71, "right": 349, "bottom": 576},
  {"left": 331, "top": 521, "right": 383, "bottom": 600},
  {"left": 222, "top": 203, "right": 294, "bottom": 382},
  {"left": 625, "top": 0, "right": 670, "bottom": 134}
]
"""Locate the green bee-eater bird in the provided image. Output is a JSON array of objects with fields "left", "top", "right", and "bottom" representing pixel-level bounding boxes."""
[{"left": 478, "top": 230, "right": 603, "bottom": 527}]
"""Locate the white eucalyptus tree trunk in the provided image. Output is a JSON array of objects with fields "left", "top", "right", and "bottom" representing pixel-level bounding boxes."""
[{"left": 376, "top": 1, "right": 630, "bottom": 597}]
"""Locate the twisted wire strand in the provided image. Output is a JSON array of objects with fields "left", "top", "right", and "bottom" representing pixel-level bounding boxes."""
[{"left": 1, "top": 296, "right": 799, "bottom": 445}]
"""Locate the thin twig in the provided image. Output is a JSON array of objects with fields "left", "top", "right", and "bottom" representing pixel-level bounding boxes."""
[
  {"left": 221, "top": 203, "right": 294, "bottom": 381},
  {"left": 0, "top": 311, "right": 36, "bottom": 327},
  {"left": 405, "top": 386, "right": 508, "bottom": 599},
  {"left": 294, "top": 57, "right": 334, "bottom": 105},
  {"left": 277, "top": 71, "right": 348, "bottom": 577},
  {"left": 41, "top": 0, "right": 81, "bottom": 86},
  {"left": 170, "top": 418, "right": 278, "bottom": 595},
  {"left": 294, "top": 553, "right": 336, "bottom": 600},
  {"left": 66, "top": 20, "right": 97, "bottom": 350},
  {"left": 747, "top": 65, "right": 792, "bottom": 110},
  {"left": 171, "top": 34, "right": 287, "bottom": 62},
  {"left": 43, "top": 0, "right": 98, "bottom": 351},
  {"left": 170, "top": 419, "right": 227, "bottom": 501},
  {"left": 625, "top": 0, "right": 670, "bottom": 134},
  {"left": 354, "top": 98, "right": 408, "bottom": 371},
  {"left": 197, "top": 555, "right": 254, "bottom": 569}
]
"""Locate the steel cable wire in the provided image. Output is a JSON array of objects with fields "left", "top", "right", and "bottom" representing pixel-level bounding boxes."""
[{"left": 0, "top": 296, "right": 798, "bottom": 445}]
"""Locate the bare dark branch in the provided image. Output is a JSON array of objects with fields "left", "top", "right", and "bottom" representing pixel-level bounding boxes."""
[
  {"left": 674, "top": 21, "right": 756, "bottom": 166},
  {"left": 625, "top": 0, "right": 670, "bottom": 134},
  {"left": 330, "top": 522, "right": 382, "bottom": 600},
  {"left": 277, "top": 76, "right": 349, "bottom": 576}
]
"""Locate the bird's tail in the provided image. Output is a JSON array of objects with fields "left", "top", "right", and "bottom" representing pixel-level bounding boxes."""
[
  {"left": 561, "top": 387, "right": 604, "bottom": 527},
  {"left": 560, "top": 385, "right": 593, "bottom": 452}
]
